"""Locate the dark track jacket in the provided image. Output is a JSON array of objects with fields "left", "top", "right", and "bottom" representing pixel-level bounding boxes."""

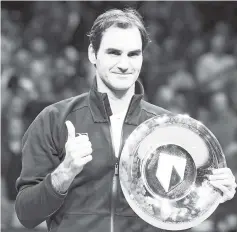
[{"left": 15, "top": 80, "right": 182, "bottom": 232}]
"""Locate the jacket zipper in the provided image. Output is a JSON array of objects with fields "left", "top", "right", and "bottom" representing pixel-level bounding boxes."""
[
  {"left": 110, "top": 120, "right": 125, "bottom": 232},
  {"left": 109, "top": 98, "right": 133, "bottom": 232},
  {"left": 110, "top": 162, "right": 119, "bottom": 232}
]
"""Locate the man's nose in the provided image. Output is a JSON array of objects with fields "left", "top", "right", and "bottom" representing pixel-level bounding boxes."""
[
  {"left": 118, "top": 67, "right": 128, "bottom": 73},
  {"left": 117, "top": 56, "right": 129, "bottom": 73}
]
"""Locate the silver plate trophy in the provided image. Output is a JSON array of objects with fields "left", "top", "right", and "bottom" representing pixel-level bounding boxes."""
[{"left": 119, "top": 114, "right": 226, "bottom": 230}]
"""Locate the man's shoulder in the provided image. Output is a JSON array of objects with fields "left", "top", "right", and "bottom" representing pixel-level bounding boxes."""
[
  {"left": 45, "top": 92, "right": 89, "bottom": 115},
  {"left": 33, "top": 93, "right": 89, "bottom": 123},
  {"left": 197, "top": 52, "right": 214, "bottom": 65},
  {"left": 141, "top": 100, "right": 173, "bottom": 116}
]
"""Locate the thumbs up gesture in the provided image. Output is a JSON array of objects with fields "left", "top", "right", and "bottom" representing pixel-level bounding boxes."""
[{"left": 63, "top": 120, "right": 93, "bottom": 176}]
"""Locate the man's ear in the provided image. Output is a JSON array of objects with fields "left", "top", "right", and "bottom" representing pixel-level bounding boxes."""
[{"left": 88, "top": 44, "right": 96, "bottom": 65}]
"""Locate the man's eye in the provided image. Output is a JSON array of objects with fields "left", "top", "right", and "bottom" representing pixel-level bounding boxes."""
[
  {"left": 128, "top": 53, "right": 140, "bottom": 57},
  {"left": 108, "top": 51, "right": 120, "bottom": 56}
]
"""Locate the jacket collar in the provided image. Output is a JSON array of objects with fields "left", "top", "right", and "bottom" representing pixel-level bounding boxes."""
[{"left": 88, "top": 78, "right": 144, "bottom": 125}]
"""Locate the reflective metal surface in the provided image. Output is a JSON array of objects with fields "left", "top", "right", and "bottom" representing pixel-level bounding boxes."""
[{"left": 119, "top": 114, "right": 226, "bottom": 230}]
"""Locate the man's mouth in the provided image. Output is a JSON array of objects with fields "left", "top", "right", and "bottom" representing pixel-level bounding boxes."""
[{"left": 112, "top": 72, "right": 133, "bottom": 75}]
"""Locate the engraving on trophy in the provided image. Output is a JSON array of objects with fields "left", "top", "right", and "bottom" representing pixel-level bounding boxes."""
[
  {"left": 156, "top": 153, "right": 187, "bottom": 192},
  {"left": 143, "top": 144, "right": 197, "bottom": 200}
]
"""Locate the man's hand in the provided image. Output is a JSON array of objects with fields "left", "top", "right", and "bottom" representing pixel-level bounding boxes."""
[
  {"left": 208, "top": 168, "right": 237, "bottom": 203},
  {"left": 51, "top": 121, "right": 93, "bottom": 194},
  {"left": 63, "top": 120, "right": 93, "bottom": 176}
]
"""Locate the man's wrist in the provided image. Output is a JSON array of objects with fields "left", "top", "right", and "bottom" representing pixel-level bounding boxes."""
[{"left": 51, "top": 164, "right": 75, "bottom": 194}]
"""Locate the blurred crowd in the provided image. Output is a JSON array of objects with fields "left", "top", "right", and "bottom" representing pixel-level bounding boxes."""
[{"left": 1, "top": 2, "right": 237, "bottom": 232}]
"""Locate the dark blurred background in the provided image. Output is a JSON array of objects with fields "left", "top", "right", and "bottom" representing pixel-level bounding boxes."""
[{"left": 1, "top": 1, "right": 237, "bottom": 232}]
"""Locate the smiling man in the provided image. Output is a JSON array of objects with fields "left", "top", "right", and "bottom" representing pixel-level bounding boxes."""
[{"left": 15, "top": 8, "right": 236, "bottom": 232}]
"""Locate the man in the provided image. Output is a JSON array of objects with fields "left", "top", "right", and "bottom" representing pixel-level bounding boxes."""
[
  {"left": 15, "top": 8, "right": 236, "bottom": 232},
  {"left": 195, "top": 33, "right": 236, "bottom": 92}
]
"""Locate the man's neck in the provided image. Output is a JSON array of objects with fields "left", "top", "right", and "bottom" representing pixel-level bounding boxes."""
[{"left": 96, "top": 75, "right": 135, "bottom": 115}]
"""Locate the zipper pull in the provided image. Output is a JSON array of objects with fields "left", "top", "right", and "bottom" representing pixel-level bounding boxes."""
[{"left": 115, "top": 163, "right": 119, "bottom": 176}]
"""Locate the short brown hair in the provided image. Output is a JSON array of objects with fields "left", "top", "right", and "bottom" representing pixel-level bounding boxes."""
[{"left": 88, "top": 8, "right": 150, "bottom": 54}]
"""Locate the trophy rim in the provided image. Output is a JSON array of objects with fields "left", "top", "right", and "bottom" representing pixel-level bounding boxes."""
[{"left": 119, "top": 114, "right": 226, "bottom": 230}]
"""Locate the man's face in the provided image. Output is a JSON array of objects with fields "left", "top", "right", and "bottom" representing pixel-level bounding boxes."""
[
  {"left": 210, "top": 92, "right": 228, "bottom": 113},
  {"left": 211, "top": 34, "right": 226, "bottom": 55},
  {"left": 91, "top": 26, "right": 143, "bottom": 91}
]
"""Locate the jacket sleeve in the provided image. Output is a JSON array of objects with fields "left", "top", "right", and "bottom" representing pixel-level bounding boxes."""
[{"left": 15, "top": 106, "right": 67, "bottom": 229}]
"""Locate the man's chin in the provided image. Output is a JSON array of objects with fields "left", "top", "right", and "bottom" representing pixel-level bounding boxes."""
[
  {"left": 111, "top": 84, "right": 132, "bottom": 92},
  {"left": 113, "top": 79, "right": 136, "bottom": 89}
]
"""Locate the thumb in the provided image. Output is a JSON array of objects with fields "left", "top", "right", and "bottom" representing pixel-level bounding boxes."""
[{"left": 65, "top": 120, "right": 75, "bottom": 142}]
